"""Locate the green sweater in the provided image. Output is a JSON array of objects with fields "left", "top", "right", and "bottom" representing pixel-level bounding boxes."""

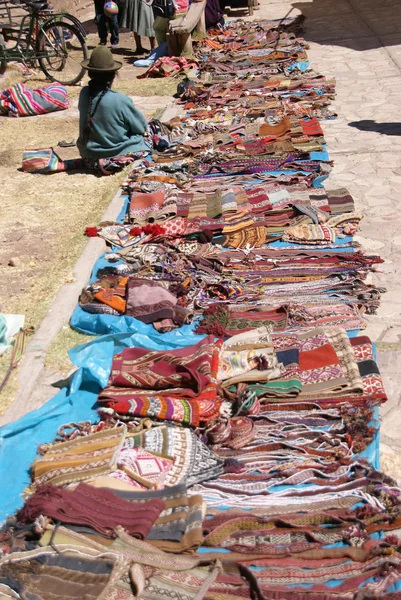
[{"left": 77, "top": 87, "right": 149, "bottom": 159}]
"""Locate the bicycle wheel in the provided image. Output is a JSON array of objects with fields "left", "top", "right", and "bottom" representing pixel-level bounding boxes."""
[
  {"left": 37, "top": 21, "right": 87, "bottom": 85},
  {"left": 0, "top": 34, "right": 6, "bottom": 76}
]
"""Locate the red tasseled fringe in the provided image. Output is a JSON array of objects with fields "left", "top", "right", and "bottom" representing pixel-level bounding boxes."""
[
  {"left": 130, "top": 224, "right": 166, "bottom": 237},
  {"left": 16, "top": 484, "right": 64, "bottom": 524},
  {"left": 85, "top": 227, "right": 100, "bottom": 237}
]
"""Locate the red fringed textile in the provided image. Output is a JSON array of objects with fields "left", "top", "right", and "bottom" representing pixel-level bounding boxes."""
[
  {"left": 130, "top": 224, "right": 167, "bottom": 237},
  {"left": 85, "top": 227, "right": 100, "bottom": 237},
  {"left": 16, "top": 483, "right": 164, "bottom": 538}
]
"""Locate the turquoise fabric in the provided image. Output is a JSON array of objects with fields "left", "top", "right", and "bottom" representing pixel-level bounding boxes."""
[
  {"left": 0, "top": 315, "right": 6, "bottom": 344},
  {"left": 287, "top": 60, "right": 309, "bottom": 72},
  {"left": 77, "top": 87, "right": 149, "bottom": 159},
  {"left": 0, "top": 315, "right": 7, "bottom": 355}
]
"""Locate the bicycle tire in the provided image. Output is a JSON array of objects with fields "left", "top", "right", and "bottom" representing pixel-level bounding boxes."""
[
  {"left": 37, "top": 21, "right": 87, "bottom": 85},
  {"left": 43, "top": 13, "right": 87, "bottom": 40},
  {"left": 0, "top": 33, "right": 7, "bottom": 76}
]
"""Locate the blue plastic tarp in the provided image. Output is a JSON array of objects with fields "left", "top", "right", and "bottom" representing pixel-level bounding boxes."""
[
  {"left": 0, "top": 330, "right": 393, "bottom": 587},
  {"left": 0, "top": 328, "right": 206, "bottom": 522},
  {"left": 0, "top": 375, "right": 99, "bottom": 522},
  {"left": 0, "top": 329, "right": 380, "bottom": 522}
]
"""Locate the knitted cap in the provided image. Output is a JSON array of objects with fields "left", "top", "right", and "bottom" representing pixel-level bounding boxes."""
[{"left": 81, "top": 46, "right": 122, "bottom": 72}]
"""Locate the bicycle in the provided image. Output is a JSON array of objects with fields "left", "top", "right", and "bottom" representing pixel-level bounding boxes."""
[{"left": 0, "top": 0, "right": 88, "bottom": 85}]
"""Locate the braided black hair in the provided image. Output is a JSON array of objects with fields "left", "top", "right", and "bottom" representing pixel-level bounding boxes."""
[{"left": 81, "top": 70, "right": 116, "bottom": 147}]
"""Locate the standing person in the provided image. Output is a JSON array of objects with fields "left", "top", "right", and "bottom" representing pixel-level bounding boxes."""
[
  {"left": 205, "top": 0, "right": 224, "bottom": 29},
  {"left": 119, "top": 0, "right": 156, "bottom": 54},
  {"left": 94, "top": 0, "right": 120, "bottom": 47},
  {"left": 77, "top": 46, "right": 150, "bottom": 174}
]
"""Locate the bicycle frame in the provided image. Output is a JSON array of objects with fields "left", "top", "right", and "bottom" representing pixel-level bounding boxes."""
[
  {"left": 0, "top": 8, "right": 86, "bottom": 65},
  {"left": 0, "top": 10, "right": 37, "bottom": 63}
]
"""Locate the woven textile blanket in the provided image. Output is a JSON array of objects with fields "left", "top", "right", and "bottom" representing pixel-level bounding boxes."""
[
  {"left": 99, "top": 336, "right": 223, "bottom": 426},
  {"left": 99, "top": 387, "right": 221, "bottom": 427},
  {"left": 0, "top": 82, "right": 69, "bottom": 117},
  {"left": 107, "top": 335, "right": 220, "bottom": 395}
]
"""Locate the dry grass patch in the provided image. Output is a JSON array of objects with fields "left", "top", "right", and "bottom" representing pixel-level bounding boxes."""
[
  {"left": 0, "top": 155, "right": 126, "bottom": 412},
  {"left": 0, "top": 28, "right": 178, "bottom": 415},
  {"left": 115, "top": 76, "right": 180, "bottom": 97},
  {"left": 0, "top": 362, "right": 19, "bottom": 415},
  {"left": 45, "top": 326, "right": 93, "bottom": 372}
]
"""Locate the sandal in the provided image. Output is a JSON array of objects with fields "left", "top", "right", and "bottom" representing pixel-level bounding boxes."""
[{"left": 58, "top": 140, "right": 76, "bottom": 148}]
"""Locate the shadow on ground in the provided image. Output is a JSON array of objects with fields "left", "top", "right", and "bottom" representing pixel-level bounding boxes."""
[
  {"left": 348, "top": 120, "right": 401, "bottom": 136},
  {"left": 291, "top": 0, "right": 401, "bottom": 50},
  {"left": 82, "top": 17, "right": 98, "bottom": 34}
]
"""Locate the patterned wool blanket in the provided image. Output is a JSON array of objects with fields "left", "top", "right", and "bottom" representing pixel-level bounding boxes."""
[{"left": 0, "top": 82, "right": 69, "bottom": 117}]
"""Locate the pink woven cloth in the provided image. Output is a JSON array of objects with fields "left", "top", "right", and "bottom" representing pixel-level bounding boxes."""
[{"left": 138, "top": 56, "right": 198, "bottom": 79}]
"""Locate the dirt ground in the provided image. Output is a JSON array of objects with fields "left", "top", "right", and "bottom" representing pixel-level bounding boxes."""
[{"left": 0, "top": 8, "right": 181, "bottom": 412}]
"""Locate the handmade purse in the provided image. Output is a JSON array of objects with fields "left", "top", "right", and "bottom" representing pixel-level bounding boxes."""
[
  {"left": 21, "top": 148, "right": 66, "bottom": 174},
  {"left": 21, "top": 148, "right": 82, "bottom": 174}
]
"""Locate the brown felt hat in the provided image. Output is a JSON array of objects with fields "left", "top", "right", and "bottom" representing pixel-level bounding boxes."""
[{"left": 81, "top": 46, "right": 122, "bottom": 72}]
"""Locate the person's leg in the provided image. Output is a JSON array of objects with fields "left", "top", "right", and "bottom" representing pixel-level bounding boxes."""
[
  {"left": 94, "top": 0, "right": 103, "bottom": 18},
  {"left": 93, "top": 0, "right": 98, "bottom": 22},
  {"left": 134, "top": 32, "right": 145, "bottom": 52},
  {"left": 149, "top": 36, "right": 156, "bottom": 50},
  {"left": 109, "top": 13, "right": 120, "bottom": 45},
  {"left": 97, "top": 14, "right": 108, "bottom": 43},
  {"left": 153, "top": 16, "right": 170, "bottom": 45},
  {"left": 94, "top": 0, "right": 108, "bottom": 42}
]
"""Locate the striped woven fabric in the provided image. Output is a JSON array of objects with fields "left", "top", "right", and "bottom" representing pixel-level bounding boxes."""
[
  {"left": 21, "top": 148, "right": 64, "bottom": 174},
  {"left": 0, "top": 82, "right": 69, "bottom": 117}
]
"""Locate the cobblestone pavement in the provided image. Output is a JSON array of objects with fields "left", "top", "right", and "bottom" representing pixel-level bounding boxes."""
[{"left": 253, "top": 0, "right": 401, "bottom": 467}]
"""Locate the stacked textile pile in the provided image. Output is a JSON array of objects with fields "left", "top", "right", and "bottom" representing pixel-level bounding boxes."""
[
  {"left": 2, "top": 327, "right": 401, "bottom": 599},
  {"left": 74, "top": 17, "right": 384, "bottom": 336},
  {"left": 97, "top": 326, "right": 387, "bottom": 426},
  {"left": 1, "top": 15, "right": 400, "bottom": 600},
  {"left": 98, "top": 335, "right": 223, "bottom": 426},
  {"left": 77, "top": 242, "right": 383, "bottom": 333}
]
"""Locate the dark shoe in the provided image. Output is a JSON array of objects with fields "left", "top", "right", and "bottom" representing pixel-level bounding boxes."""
[
  {"left": 111, "top": 40, "right": 119, "bottom": 47},
  {"left": 99, "top": 38, "right": 107, "bottom": 45}
]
